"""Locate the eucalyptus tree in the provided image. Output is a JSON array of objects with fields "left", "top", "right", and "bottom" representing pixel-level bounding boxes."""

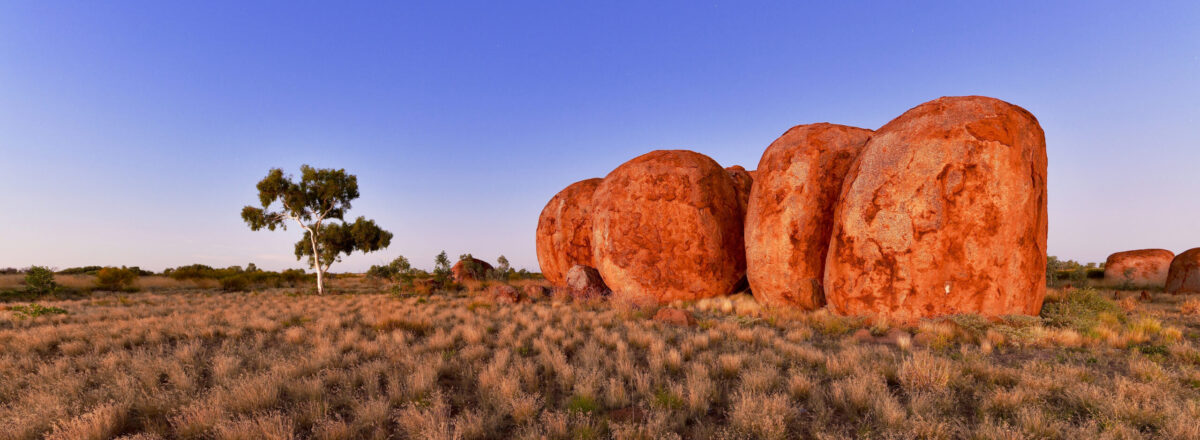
[{"left": 241, "top": 165, "right": 393, "bottom": 294}]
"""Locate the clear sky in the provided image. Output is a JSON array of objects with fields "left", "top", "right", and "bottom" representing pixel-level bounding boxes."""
[{"left": 2, "top": 1, "right": 1198, "bottom": 273}]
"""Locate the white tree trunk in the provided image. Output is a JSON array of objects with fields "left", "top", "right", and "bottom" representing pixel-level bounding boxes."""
[{"left": 310, "top": 231, "right": 324, "bottom": 295}]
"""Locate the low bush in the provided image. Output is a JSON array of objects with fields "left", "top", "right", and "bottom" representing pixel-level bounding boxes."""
[
  {"left": 9, "top": 303, "right": 68, "bottom": 318},
  {"left": 1040, "top": 288, "right": 1122, "bottom": 333},
  {"left": 23, "top": 266, "right": 57, "bottom": 295},
  {"left": 95, "top": 267, "right": 139, "bottom": 291}
]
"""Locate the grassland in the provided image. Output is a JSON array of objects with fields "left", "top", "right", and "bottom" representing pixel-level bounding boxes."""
[{"left": 1, "top": 280, "right": 1199, "bottom": 439}]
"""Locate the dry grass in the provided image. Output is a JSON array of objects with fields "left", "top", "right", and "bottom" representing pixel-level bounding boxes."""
[{"left": 0, "top": 286, "right": 1197, "bottom": 439}]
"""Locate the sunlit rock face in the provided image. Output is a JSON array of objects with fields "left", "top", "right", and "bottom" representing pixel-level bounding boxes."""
[
  {"left": 824, "top": 96, "right": 1048, "bottom": 321},
  {"left": 1104, "top": 249, "right": 1174, "bottom": 287},
  {"left": 745, "top": 123, "right": 872, "bottom": 310},
  {"left": 591, "top": 150, "right": 746, "bottom": 304},
  {"left": 1166, "top": 248, "right": 1200, "bottom": 294},
  {"left": 536, "top": 178, "right": 603, "bottom": 286}
]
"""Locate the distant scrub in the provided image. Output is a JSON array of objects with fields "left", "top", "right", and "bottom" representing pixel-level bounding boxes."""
[
  {"left": 95, "top": 267, "right": 140, "bottom": 292},
  {"left": 58, "top": 266, "right": 154, "bottom": 276},
  {"left": 163, "top": 264, "right": 312, "bottom": 292}
]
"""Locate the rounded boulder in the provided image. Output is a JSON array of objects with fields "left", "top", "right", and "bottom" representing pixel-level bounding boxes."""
[
  {"left": 745, "top": 123, "right": 873, "bottom": 310},
  {"left": 592, "top": 150, "right": 746, "bottom": 304},
  {"left": 1166, "top": 248, "right": 1200, "bottom": 294},
  {"left": 451, "top": 258, "right": 493, "bottom": 282},
  {"left": 535, "top": 178, "right": 603, "bottom": 286},
  {"left": 824, "top": 96, "right": 1048, "bottom": 321},
  {"left": 1104, "top": 249, "right": 1174, "bottom": 287}
]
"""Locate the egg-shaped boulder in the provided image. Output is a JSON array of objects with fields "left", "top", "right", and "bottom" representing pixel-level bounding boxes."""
[
  {"left": 592, "top": 150, "right": 746, "bottom": 304},
  {"left": 535, "top": 178, "right": 603, "bottom": 286},
  {"left": 745, "top": 123, "right": 873, "bottom": 310},
  {"left": 1166, "top": 248, "right": 1200, "bottom": 294},
  {"left": 1104, "top": 249, "right": 1174, "bottom": 287},
  {"left": 824, "top": 96, "right": 1048, "bottom": 321}
]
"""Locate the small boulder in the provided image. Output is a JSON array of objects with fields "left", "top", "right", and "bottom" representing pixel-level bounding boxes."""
[
  {"left": 488, "top": 284, "right": 520, "bottom": 304},
  {"left": 652, "top": 307, "right": 697, "bottom": 327},
  {"left": 452, "top": 258, "right": 494, "bottom": 282},
  {"left": 1104, "top": 249, "right": 1174, "bottom": 287},
  {"left": 1166, "top": 248, "right": 1200, "bottom": 294},
  {"left": 566, "top": 265, "right": 609, "bottom": 300}
]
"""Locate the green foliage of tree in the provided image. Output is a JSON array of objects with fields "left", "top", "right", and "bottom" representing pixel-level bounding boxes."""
[
  {"left": 23, "top": 266, "right": 57, "bottom": 295},
  {"left": 433, "top": 251, "right": 452, "bottom": 285},
  {"left": 367, "top": 256, "right": 418, "bottom": 287},
  {"left": 241, "top": 165, "right": 393, "bottom": 294}
]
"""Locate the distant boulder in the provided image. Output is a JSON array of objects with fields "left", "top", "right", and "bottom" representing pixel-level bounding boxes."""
[
  {"left": 566, "top": 265, "right": 609, "bottom": 300},
  {"left": 1166, "top": 248, "right": 1200, "bottom": 294},
  {"left": 536, "top": 178, "right": 603, "bottom": 286},
  {"left": 452, "top": 258, "right": 493, "bottom": 282},
  {"left": 591, "top": 150, "right": 746, "bottom": 304},
  {"left": 745, "top": 123, "right": 872, "bottom": 310},
  {"left": 824, "top": 96, "right": 1048, "bottom": 321},
  {"left": 1104, "top": 249, "right": 1174, "bottom": 287}
]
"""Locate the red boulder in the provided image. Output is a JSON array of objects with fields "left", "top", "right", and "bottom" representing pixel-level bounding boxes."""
[
  {"left": 451, "top": 258, "right": 493, "bottom": 282},
  {"left": 824, "top": 96, "right": 1048, "bottom": 321},
  {"left": 535, "top": 178, "right": 603, "bottom": 286},
  {"left": 1166, "top": 248, "right": 1200, "bottom": 294},
  {"left": 744, "top": 123, "right": 872, "bottom": 310},
  {"left": 591, "top": 150, "right": 746, "bottom": 304},
  {"left": 1104, "top": 249, "right": 1174, "bottom": 287}
]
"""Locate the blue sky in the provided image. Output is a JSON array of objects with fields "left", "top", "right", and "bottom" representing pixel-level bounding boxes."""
[{"left": 2, "top": 1, "right": 1198, "bottom": 272}]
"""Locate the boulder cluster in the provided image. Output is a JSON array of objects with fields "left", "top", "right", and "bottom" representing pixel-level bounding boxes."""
[
  {"left": 1098, "top": 248, "right": 1200, "bottom": 294},
  {"left": 536, "top": 96, "right": 1051, "bottom": 320}
]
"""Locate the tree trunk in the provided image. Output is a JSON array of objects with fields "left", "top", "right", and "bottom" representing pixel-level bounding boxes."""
[
  {"left": 314, "top": 261, "right": 325, "bottom": 295},
  {"left": 309, "top": 230, "right": 325, "bottom": 295}
]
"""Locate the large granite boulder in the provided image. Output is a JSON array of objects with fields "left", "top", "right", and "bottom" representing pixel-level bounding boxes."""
[
  {"left": 745, "top": 123, "right": 872, "bottom": 310},
  {"left": 824, "top": 96, "right": 1048, "bottom": 321},
  {"left": 535, "top": 178, "right": 603, "bottom": 286},
  {"left": 1104, "top": 249, "right": 1175, "bottom": 287},
  {"left": 591, "top": 150, "right": 746, "bottom": 304},
  {"left": 1166, "top": 248, "right": 1200, "bottom": 294}
]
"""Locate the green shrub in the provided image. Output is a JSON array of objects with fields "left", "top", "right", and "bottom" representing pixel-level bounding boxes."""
[
  {"left": 23, "top": 266, "right": 56, "bottom": 295},
  {"left": 95, "top": 267, "right": 139, "bottom": 291},
  {"left": 219, "top": 275, "right": 250, "bottom": 292},
  {"left": 1040, "top": 288, "right": 1122, "bottom": 333},
  {"left": 9, "top": 303, "right": 68, "bottom": 318},
  {"left": 57, "top": 266, "right": 102, "bottom": 275}
]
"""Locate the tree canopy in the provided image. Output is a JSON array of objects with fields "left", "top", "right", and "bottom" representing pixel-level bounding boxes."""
[{"left": 242, "top": 165, "right": 392, "bottom": 294}]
